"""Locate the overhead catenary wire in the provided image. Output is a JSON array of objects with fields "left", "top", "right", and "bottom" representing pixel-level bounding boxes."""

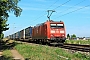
[
  {"left": 47, "top": 0, "right": 60, "bottom": 9},
  {"left": 30, "top": 0, "right": 71, "bottom": 22},
  {"left": 31, "top": 0, "right": 60, "bottom": 22},
  {"left": 55, "top": 5, "right": 90, "bottom": 19},
  {"left": 15, "top": 1, "right": 90, "bottom": 30},
  {"left": 30, "top": 0, "right": 88, "bottom": 24},
  {"left": 22, "top": 0, "right": 60, "bottom": 29},
  {"left": 58, "top": 0, "right": 86, "bottom": 14},
  {"left": 53, "top": 0, "right": 72, "bottom": 10}
]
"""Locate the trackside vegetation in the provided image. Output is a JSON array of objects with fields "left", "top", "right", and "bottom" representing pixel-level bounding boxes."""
[
  {"left": 15, "top": 43, "right": 90, "bottom": 60},
  {"left": 0, "top": 39, "right": 15, "bottom": 60},
  {"left": 2, "top": 50, "right": 12, "bottom": 60},
  {"left": 65, "top": 40, "right": 90, "bottom": 45}
]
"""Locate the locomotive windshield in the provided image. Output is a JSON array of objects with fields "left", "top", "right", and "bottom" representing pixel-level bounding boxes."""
[{"left": 50, "top": 24, "right": 64, "bottom": 28}]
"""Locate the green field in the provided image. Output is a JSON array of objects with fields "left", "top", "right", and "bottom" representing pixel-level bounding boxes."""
[
  {"left": 15, "top": 43, "right": 90, "bottom": 60},
  {"left": 65, "top": 40, "right": 90, "bottom": 45}
]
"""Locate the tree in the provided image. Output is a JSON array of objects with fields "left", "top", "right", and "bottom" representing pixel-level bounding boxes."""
[
  {"left": 0, "top": 0, "right": 22, "bottom": 39},
  {"left": 67, "top": 33, "right": 70, "bottom": 39},
  {"left": 71, "top": 34, "right": 76, "bottom": 39},
  {"left": 0, "top": 33, "right": 4, "bottom": 39}
]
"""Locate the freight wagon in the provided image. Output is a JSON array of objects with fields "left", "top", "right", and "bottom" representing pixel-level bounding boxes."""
[
  {"left": 13, "top": 34, "right": 16, "bottom": 40},
  {"left": 25, "top": 26, "right": 32, "bottom": 39},
  {"left": 15, "top": 32, "right": 20, "bottom": 40},
  {"left": 17, "top": 27, "right": 32, "bottom": 41},
  {"left": 10, "top": 35, "right": 12, "bottom": 39},
  {"left": 19, "top": 29, "right": 25, "bottom": 40}
]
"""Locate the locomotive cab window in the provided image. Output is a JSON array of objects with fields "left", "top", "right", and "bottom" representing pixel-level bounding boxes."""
[
  {"left": 50, "top": 24, "right": 64, "bottom": 28},
  {"left": 57, "top": 24, "right": 64, "bottom": 28},
  {"left": 50, "top": 24, "right": 56, "bottom": 28}
]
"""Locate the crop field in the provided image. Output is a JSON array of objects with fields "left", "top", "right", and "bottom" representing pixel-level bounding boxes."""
[
  {"left": 15, "top": 43, "right": 90, "bottom": 60},
  {"left": 65, "top": 40, "right": 90, "bottom": 45}
]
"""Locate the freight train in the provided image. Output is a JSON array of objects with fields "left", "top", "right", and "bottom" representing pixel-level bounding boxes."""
[{"left": 7, "top": 20, "right": 66, "bottom": 44}]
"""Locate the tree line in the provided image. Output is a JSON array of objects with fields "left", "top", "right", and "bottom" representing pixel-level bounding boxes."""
[{"left": 67, "top": 34, "right": 77, "bottom": 40}]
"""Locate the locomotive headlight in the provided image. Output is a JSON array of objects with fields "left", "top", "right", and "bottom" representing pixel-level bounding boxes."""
[
  {"left": 60, "top": 31, "right": 64, "bottom": 33},
  {"left": 62, "top": 35, "right": 64, "bottom": 36},
  {"left": 51, "top": 30, "right": 55, "bottom": 33}
]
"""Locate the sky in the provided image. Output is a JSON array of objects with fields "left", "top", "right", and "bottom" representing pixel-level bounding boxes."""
[{"left": 3, "top": 0, "right": 90, "bottom": 37}]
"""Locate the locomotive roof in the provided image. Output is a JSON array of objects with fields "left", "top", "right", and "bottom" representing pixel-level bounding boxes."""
[
  {"left": 46, "top": 20, "right": 63, "bottom": 22},
  {"left": 35, "top": 23, "right": 44, "bottom": 27},
  {"left": 34, "top": 20, "right": 64, "bottom": 28}
]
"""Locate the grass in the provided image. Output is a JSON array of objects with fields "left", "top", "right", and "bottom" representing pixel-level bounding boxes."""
[
  {"left": 65, "top": 40, "right": 90, "bottom": 45},
  {"left": 1, "top": 39, "right": 90, "bottom": 60},
  {"left": 2, "top": 50, "right": 13, "bottom": 60},
  {"left": 15, "top": 43, "right": 90, "bottom": 60},
  {"left": 0, "top": 38, "right": 15, "bottom": 60}
]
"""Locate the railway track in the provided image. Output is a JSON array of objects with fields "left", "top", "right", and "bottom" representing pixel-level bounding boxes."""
[
  {"left": 16, "top": 40, "right": 90, "bottom": 52},
  {"left": 51, "top": 43, "right": 90, "bottom": 52}
]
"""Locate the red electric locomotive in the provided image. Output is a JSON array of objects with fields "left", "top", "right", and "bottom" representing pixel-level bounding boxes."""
[{"left": 32, "top": 20, "right": 66, "bottom": 43}]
